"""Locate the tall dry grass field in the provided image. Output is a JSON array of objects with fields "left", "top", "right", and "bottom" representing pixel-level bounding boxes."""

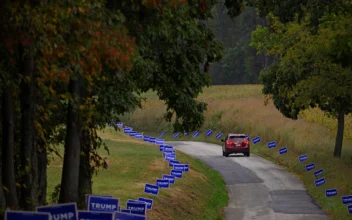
[{"left": 121, "top": 85, "right": 352, "bottom": 220}]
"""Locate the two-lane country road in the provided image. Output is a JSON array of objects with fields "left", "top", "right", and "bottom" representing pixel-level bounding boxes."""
[{"left": 167, "top": 141, "right": 329, "bottom": 220}]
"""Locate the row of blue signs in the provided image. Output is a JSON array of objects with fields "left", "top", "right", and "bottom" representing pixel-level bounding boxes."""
[
  {"left": 5, "top": 198, "right": 148, "bottom": 220},
  {"left": 113, "top": 122, "right": 352, "bottom": 215},
  {"left": 143, "top": 144, "right": 189, "bottom": 196},
  {"left": 5, "top": 123, "right": 191, "bottom": 219}
]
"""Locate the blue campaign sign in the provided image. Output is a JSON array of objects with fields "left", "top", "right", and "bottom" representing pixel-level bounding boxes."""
[
  {"left": 156, "top": 179, "right": 170, "bottom": 188},
  {"left": 88, "top": 196, "right": 119, "bottom": 212},
  {"left": 155, "top": 139, "right": 164, "bottom": 145},
  {"left": 163, "top": 150, "right": 175, "bottom": 157},
  {"left": 143, "top": 136, "right": 149, "bottom": 142},
  {"left": 348, "top": 205, "right": 352, "bottom": 214},
  {"left": 325, "top": 189, "right": 338, "bottom": 198},
  {"left": 78, "top": 211, "right": 113, "bottom": 220},
  {"left": 252, "top": 136, "right": 260, "bottom": 144},
  {"left": 163, "top": 174, "right": 175, "bottom": 184},
  {"left": 114, "top": 212, "right": 146, "bottom": 220},
  {"left": 215, "top": 132, "right": 222, "bottom": 139},
  {"left": 314, "top": 178, "right": 326, "bottom": 187},
  {"left": 36, "top": 202, "right": 78, "bottom": 220},
  {"left": 135, "top": 133, "right": 143, "bottom": 139},
  {"left": 174, "top": 164, "right": 185, "bottom": 172},
  {"left": 158, "top": 131, "right": 164, "bottom": 137},
  {"left": 165, "top": 155, "right": 176, "bottom": 161},
  {"left": 192, "top": 131, "right": 199, "bottom": 137},
  {"left": 267, "top": 141, "right": 276, "bottom": 148},
  {"left": 138, "top": 197, "right": 153, "bottom": 210},
  {"left": 173, "top": 132, "right": 180, "bottom": 138},
  {"left": 184, "top": 132, "right": 188, "bottom": 136},
  {"left": 245, "top": 135, "right": 250, "bottom": 140},
  {"left": 163, "top": 148, "right": 175, "bottom": 153},
  {"left": 314, "top": 169, "right": 324, "bottom": 177},
  {"left": 121, "top": 209, "right": 131, "bottom": 213},
  {"left": 117, "top": 122, "right": 123, "bottom": 128},
  {"left": 163, "top": 146, "right": 174, "bottom": 152},
  {"left": 126, "top": 202, "right": 146, "bottom": 216},
  {"left": 144, "top": 184, "right": 159, "bottom": 195},
  {"left": 298, "top": 154, "right": 308, "bottom": 162},
  {"left": 169, "top": 160, "right": 180, "bottom": 167},
  {"left": 163, "top": 149, "right": 175, "bottom": 154},
  {"left": 171, "top": 170, "right": 183, "bottom": 178},
  {"left": 159, "top": 145, "right": 165, "bottom": 151},
  {"left": 342, "top": 195, "right": 352, "bottom": 205},
  {"left": 85, "top": 194, "right": 113, "bottom": 206},
  {"left": 279, "top": 147, "right": 288, "bottom": 155},
  {"left": 127, "top": 199, "right": 141, "bottom": 203},
  {"left": 5, "top": 211, "right": 50, "bottom": 220},
  {"left": 305, "top": 163, "right": 315, "bottom": 171},
  {"left": 124, "top": 127, "right": 132, "bottom": 134},
  {"left": 163, "top": 152, "right": 174, "bottom": 158},
  {"left": 148, "top": 137, "right": 156, "bottom": 144},
  {"left": 129, "top": 131, "right": 137, "bottom": 137},
  {"left": 205, "top": 129, "right": 213, "bottom": 136},
  {"left": 184, "top": 164, "right": 189, "bottom": 172}
]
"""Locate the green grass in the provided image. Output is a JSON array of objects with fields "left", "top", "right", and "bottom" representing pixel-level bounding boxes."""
[
  {"left": 47, "top": 127, "right": 228, "bottom": 220},
  {"left": 121, "top": 85, "right": 352, "bottom": 220}
]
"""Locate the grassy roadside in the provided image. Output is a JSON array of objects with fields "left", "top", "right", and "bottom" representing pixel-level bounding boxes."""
[
  {"left": 120, "top": 85, "right": 352, "bottom": 220},
  {"left": 47, "top": 127, "right": 228, "bottom": 220}
]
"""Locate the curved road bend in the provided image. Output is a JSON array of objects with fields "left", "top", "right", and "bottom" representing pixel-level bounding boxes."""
[{"left": 167, "top": 141, "right": 329, "bottom": 220}]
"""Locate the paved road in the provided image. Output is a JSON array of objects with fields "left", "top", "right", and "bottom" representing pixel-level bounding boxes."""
[{"left": 167, "top": 141, "right": 329, "bottom": 220}]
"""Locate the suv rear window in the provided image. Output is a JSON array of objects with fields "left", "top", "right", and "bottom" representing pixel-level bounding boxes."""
[{"left": 228, "top": 135, "right": 247, "bottom": 140}]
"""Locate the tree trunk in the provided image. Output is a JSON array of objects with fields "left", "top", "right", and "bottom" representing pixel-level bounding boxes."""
[
  {"left": 36, "top": 141, "right": 47, "bottom": 205},
  {"left": 19, "top": 45, "right": 37, "bottom": 210},
  {"left": 0, "top": 138, "right": 6, "bottom": 218},
  {"left": 78, "top": 129, "right": 93, "bottom": 209},
  {"left": 0, "top": 0, "right": 10, "bottom": 214},
  {"left": 59, "top": 79, "right": 82, "bottom": 203},
  {"left": 2, "top": 86, "right": 19, "bottom": 209},
  {"left": 29, "top": 136, "right": 38, "bottom": 207},
  {"left": 333, "top": 111, "right": 344, "bottom": 158},
  {"left": 33, "top": 69, "right": 47, "bottom": 206}
]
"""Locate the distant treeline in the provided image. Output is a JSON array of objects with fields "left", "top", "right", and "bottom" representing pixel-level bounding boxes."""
[{"left": 208, "top": 6, "right": 273, "bottom": 85}]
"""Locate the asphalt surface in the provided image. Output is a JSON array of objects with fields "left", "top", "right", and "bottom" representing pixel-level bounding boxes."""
[{"left": 167, "top": 141, "right": 329, "bottom": 220}]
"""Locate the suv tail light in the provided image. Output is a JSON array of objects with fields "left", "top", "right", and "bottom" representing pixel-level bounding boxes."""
[
  {"left": 242, "top": 140, "right": 249, "bottom": 146},
  {"left": 226, "top": 141, "right": 232, "bottom": 145}
]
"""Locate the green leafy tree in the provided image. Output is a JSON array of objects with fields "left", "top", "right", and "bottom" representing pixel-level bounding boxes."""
[{"left": 251, "top": 11, "right": 352, "bottom": 158}]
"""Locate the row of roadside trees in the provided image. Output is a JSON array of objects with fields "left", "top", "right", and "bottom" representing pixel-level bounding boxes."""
[{"left": 0, "top": 0, "right": 244, "bottom": 217}]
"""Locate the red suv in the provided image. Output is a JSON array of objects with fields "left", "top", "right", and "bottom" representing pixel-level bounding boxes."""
[{"left": 221, "top": 134, "right": 250, "bottom": 157}]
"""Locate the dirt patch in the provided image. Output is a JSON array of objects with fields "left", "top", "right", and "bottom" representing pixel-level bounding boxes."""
[
  {"left": 148, "top": 207, "right": 174, "bottom": 220},
  {"left": 121, "top": 167, "right": 128, "bottom": 174},
  {"left": 148, "top": 159, "right": 167, "bottom": 170},
  {"left": 98, "top": 132, "right": 147, "bottom": 145},
  {"left": 102, "top": 137, "right": 144, "bottom": 145},
  {"left": 134, "top": 182, "right": 146, "bottom": 189}
]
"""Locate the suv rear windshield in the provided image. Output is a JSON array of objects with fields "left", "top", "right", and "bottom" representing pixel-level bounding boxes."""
[{"left": 228, "top": 135, "right": 247, "bottom": 140}]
